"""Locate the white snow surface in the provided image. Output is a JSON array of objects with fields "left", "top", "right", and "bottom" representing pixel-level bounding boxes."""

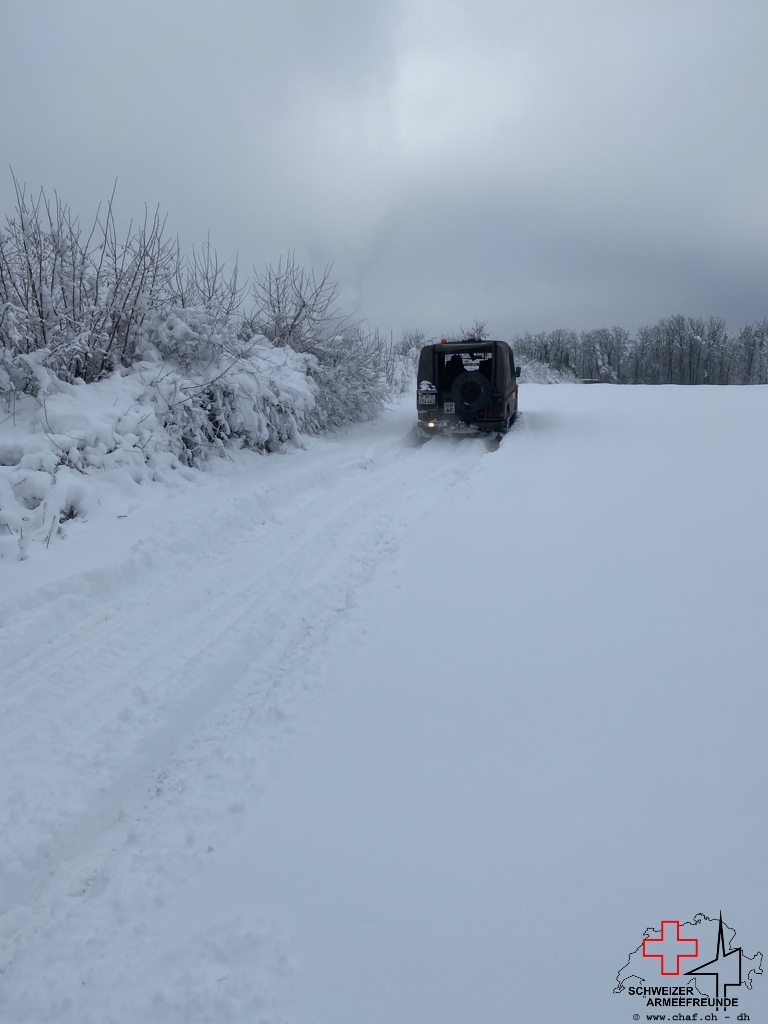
[{"left": 1, "top": 384, "right": 767, "bottom": 1023}]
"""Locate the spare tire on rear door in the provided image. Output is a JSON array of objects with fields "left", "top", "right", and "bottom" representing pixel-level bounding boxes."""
[{"left": 451, "top": 371, "right": 492, "bottom": 414}]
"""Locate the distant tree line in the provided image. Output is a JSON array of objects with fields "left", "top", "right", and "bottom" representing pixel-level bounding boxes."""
[{"left": 512, "top": 316, "right": 768, "bottom": 384}]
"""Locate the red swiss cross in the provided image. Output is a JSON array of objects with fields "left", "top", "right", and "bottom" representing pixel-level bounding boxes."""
[{"left": 642, "top": 920, "right": 699, "bottom": 975}]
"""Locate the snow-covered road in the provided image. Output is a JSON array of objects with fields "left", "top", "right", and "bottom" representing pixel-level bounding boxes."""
[{"left": 1, "top": 385, "right": 767, "bottom": 1023}]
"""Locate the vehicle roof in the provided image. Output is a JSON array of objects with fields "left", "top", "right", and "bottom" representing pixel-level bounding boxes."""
[{"left": 426, "top": 339, "right": 510, "bottom": 352}]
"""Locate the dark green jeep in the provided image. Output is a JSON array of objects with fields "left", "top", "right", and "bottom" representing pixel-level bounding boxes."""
[{"left": 416, "top": 339, "right": 521, "bottom": 434}]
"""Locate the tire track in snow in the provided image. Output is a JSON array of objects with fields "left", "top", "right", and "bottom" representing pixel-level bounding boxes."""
[{"left": 0, "top": 420, "right": 492, "bottom": 979}]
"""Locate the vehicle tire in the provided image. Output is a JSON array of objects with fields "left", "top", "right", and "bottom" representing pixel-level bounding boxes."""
[{"left": 451, "top": 371, "right": 492, "bottom": 414}]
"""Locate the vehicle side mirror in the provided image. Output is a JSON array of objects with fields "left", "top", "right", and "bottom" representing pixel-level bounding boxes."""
[{"left": 515, "top": 366, "right": 521, "bottom": 378}]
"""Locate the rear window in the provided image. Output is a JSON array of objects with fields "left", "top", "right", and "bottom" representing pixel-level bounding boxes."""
[{"left": 437, "top": 348, "right": 493, "bottom": 391}]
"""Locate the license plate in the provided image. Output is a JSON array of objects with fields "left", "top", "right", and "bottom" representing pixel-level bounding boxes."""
[
  {"left": 418, "top": 393, "right": 436, "bottom": 405},
  {"left": 444, "top": 401, "right": 455, "bottom": 413}
]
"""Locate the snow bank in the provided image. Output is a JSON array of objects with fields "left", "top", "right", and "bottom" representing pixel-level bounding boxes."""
[{"left": 0, "top": 342, "right": 319, "bottom": 559}]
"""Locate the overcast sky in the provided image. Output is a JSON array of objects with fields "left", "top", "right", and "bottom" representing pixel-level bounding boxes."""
[{"left": 2, "top": 0, "right": 767, "bottom": 338}]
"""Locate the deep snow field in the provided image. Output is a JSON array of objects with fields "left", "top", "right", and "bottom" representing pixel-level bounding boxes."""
[{"left": 1, "top": 383, "right": 767, "bottom": 1023}]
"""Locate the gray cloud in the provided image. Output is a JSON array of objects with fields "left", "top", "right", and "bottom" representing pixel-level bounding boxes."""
[{"left": 2, "top": 0, "right": 767, "bottom": 338}]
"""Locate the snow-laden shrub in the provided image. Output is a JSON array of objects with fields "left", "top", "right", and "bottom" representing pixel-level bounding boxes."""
[
  {"left": 0, "top": 180, "right": 175, "bottom": 381},
  {"left": 518, "top": 358, "right": 578, "bottom": 384},
  {"left": 0, "top": 346, "right": 50, "bottom": 398},
  {"left": 0, "top": 324, "right": 422, "bottom": 558},
  {"left": 0, "top": 363, "right": 182, "bottom": 560},
  {"left": 304, "top": 335, "right": 386, "bottom": 430},
  {"left": 380, "top": 328, "right": 424, "bottom": 395},
  {"left": 150, "top": 340, "right": 319, "bottom": 461},
  {"left": 151, "top": 305, "right": 234, "bottom": 368},
  {"left": 0, "top": 183, "right": 412, "bottom": 419},
  {"left": 0, "top": 344, "right": 322, "bottom": 558},
  {"left": 0, "top": 180, "right": 423, "bottom": 558},
  {"left": 300, "top": 328, "right": 420, "bottom": 430}
]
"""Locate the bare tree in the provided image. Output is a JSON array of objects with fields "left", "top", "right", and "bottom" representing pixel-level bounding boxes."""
[
  {"left": 458, "top": 319, "right": 490, "bottom": 341},
  {"left": 171, "top": 235, "right": 244, "bottom": 320},
  {"left": 0, "top": 174, "right": 179, "bottom": 381},
  {"left": 248, "top": 251, "right": 356, "bottom": 350}
]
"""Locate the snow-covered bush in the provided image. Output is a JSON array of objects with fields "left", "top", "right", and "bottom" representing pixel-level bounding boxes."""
[
  {"left": 302, "top": 327, "right": 421, "bottom": 430},
  {"left": 517, "top": 358, "right": 578, "bottom": 384},
  {"left": 0, "top": 179, "right": 176, "bottom": 382},
  {"left": 151, "top": 341, "right": 320, "bottom": 461},
  {"left": 0, "top": 181, "right": 421, "bottom": 558},
  {"left": 381, "top": 328, "right": 424, "bottom": 394},
  {"left": 0, "top": 343, "right": 325, "bottom": 558}
]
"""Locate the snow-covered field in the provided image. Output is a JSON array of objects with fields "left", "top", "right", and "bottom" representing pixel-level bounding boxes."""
[{"left": 1, "top": 384, "right": 767, "bottom": 1023}]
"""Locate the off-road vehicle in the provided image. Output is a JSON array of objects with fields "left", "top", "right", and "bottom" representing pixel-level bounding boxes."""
[{"left": 416, "top": 339, "right": 521, "bottom": 434}]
